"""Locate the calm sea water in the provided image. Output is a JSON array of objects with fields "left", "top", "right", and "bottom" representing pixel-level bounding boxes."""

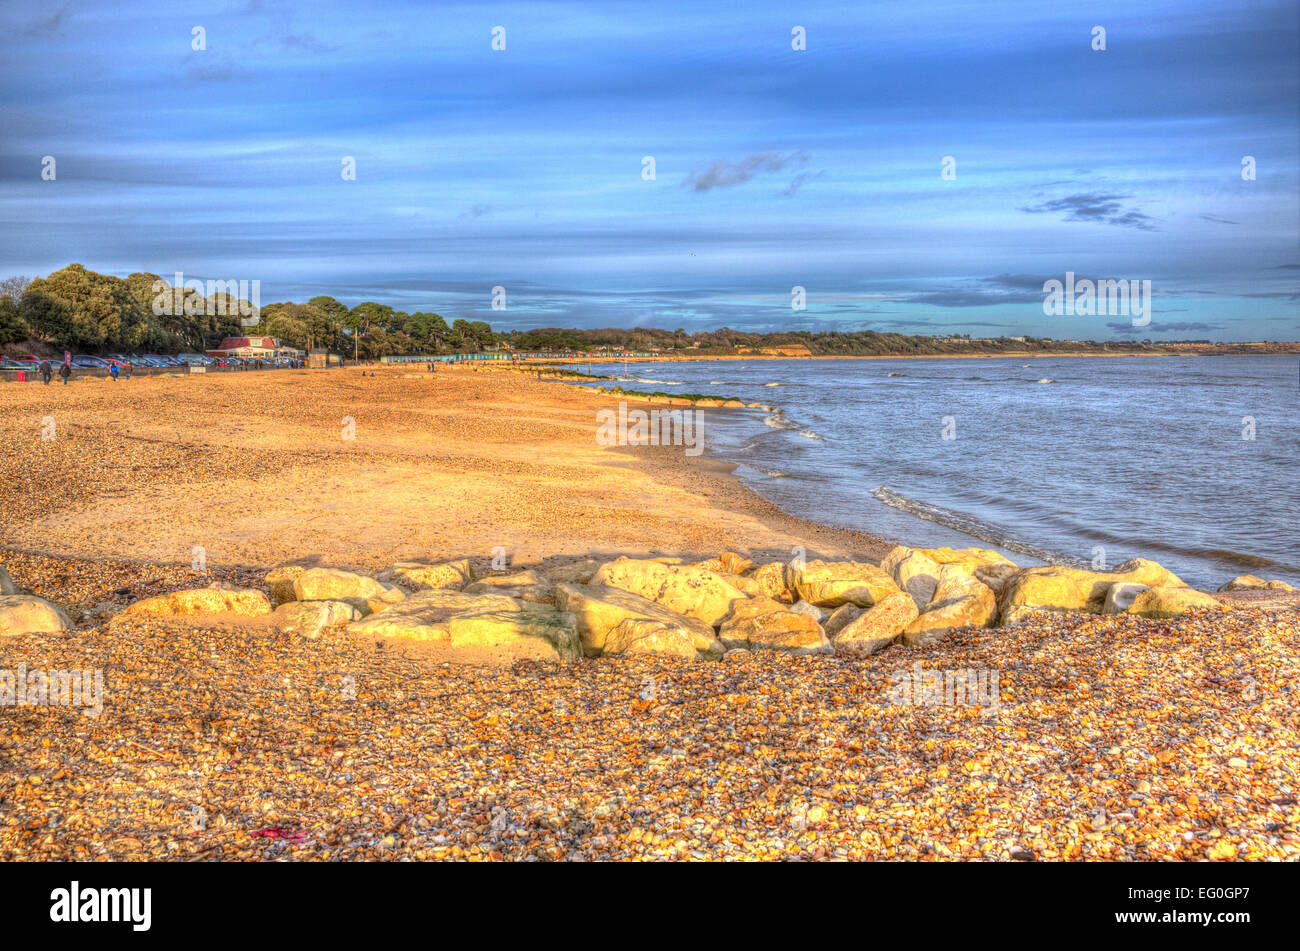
[{"left": 567, "top": 355, "right": 1300, "bottom": 590}]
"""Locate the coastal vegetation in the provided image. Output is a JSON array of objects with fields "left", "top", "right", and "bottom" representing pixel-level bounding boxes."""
[{"left": 4, "top": 264, "right": 1293, "bottom": 362}]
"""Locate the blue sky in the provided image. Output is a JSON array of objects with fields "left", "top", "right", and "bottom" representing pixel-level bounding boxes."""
[{"left": 1, "top": 0, "right": 1297, "bottom": 339}]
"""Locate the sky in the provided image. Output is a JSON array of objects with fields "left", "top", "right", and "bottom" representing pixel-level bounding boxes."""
[{"left": 1, "top": 0, "right": 1297, "bottom": 340}]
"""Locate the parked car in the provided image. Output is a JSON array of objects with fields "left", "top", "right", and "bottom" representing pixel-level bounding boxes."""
[
  {"left": 144, "top": 354, "right": 180, "bottom": 366},
  {"left": 70, "top": 355, "right": 110, "bottom": 368}
]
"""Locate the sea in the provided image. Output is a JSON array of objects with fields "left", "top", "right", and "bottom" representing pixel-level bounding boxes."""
[{"left": 564, "top": 354, "right": 1300, "bottom": 590}]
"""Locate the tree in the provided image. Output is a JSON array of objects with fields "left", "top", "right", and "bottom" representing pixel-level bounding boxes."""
[
  {"left": 345, "top": 302, "right": 393, "bottom": 360},
  {"left": 0, "top": 296, "right": 29, "bottom": 345}
]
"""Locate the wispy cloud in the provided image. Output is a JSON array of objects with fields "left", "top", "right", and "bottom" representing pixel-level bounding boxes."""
[
  {"left": 1022, "top": 193, "right": 1157, "bottom": 231},
  {"left": 686, "top": 151, "right": 808, "bottom": 192}
]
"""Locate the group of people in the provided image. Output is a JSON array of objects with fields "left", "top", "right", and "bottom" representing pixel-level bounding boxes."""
[{"left": 39, "top": 353, "right": 127, "bottom": 384}]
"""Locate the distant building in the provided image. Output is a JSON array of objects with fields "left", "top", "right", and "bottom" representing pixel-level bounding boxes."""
[{"left": 207, "top": 336, "right": 282, "bottom": 359}]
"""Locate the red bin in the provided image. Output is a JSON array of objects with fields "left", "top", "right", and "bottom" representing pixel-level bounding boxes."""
[{"left": 15, "top": 370, "right": 26, "bottom": 382}]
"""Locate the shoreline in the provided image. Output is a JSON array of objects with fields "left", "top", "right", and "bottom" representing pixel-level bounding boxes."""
[{"left": 2, "top": 362, "right": 1298, "bottom": 862}]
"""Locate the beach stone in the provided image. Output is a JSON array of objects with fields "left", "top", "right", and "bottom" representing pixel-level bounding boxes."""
[
  {"left": 265, "top": 564, "right": 306, "bottom": 605},
  {"left": 590, "top": 557, "right": 750, "bottom": 627},
  {"left": 1127, "top": 585, "right": 1224, "bottom": 619},
  {"left": 719, "top": 596, "right": 828, "bottom": 654},
  {"left": 554, "top": 583, "right": 719, "bottom": 656},
  {"left": 0, "top": 595, "right": 73, "bottom": 636},
  {"left": 973, "top": 562, "right": 1021, "bottom": 600},
  {"left": 293, "top": 568, "right": 387, "bottom": 603},
  {"left": 379, "top": 559, "right": 475, "bottom": 591},
  {"left": 881, "top": 546, "right": 943, "bottom": 609},
  {"left": 832, "top": 591, "right": 918, "bottom": 657},
  {"left": 121, "top": 586, "right": 272, "bottom": 619},
  {"left": 791, "top": 560, "right": 900, "bottom": 608},
  {"left": 823, "top": 603, "right": 862, "bottom": 638},
  {"left": 1264, "top": 580, "right": 1297, "bottom": 591},
  {"left": 999, "top": 559, "right": 1184, "bottom": 626},
  {"left": 602, "top": 618, "right": 698, "bottom": 662},
  {"left": 900, "top": 566, "right": 997, "bottom": 647},
  {"left": 789, "top": 600, "right": 826, "bottom": 622},
  {"left": 446, "top": 610, "right": 581, "bottom": 662},
  {"left": 271, "top": 600, "right": 359, "bottom": 638},
  {"left": 348, "top": 590, "right": 524, "bottom": 643},
  {"left": 1102, "top": 583, "right": 1149, "bottom": 615},
  {"left": 546, "top": 559, "right": 600, "bottom": 584},
  {"left": 0, "top": 566, "right": 17, "bottom": 596},
  {"left": 749, "top": 562, "right": 795, "bottom": 603}
]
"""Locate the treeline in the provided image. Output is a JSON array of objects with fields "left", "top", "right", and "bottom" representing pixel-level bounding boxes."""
[
  {"left": 508, "top": 326, "right": 1156, "bottom": 356},
  {"left": 2, "top": 263, "right": 1165, "bottom": 360},
  {"left": 0, "top": 264, "right": 497, "bottom": 358}
]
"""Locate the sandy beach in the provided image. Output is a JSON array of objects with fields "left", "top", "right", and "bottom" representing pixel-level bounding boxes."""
[{"left": 1, "top": 365, "right": 1297, "bottom": 861}]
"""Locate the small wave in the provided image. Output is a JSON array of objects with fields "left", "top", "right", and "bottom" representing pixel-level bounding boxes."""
[
  {"left": 763, "top": 409, "right": 799, "bottom": 430},
  {"left": 708, "top": 381, "right": 725, "bottom": 385},
  {"left": 1035, "top": 378, "right": 1054, "bottom": 384},
  {"left": 888, "top": 372, "right": 906, "bottom": 377},
  {"left": 764, "top": 382, "right": 782, "bottom": 387},
  {"left": 799, "top": 430, "right": 823, "bottom": 441},
  {"left": 633, "top": 377, "right": 683, "bottom": 385},
  {"left": 964, "top": 376, "right": 986, "bottom": 381},
  {"left": 871, "top": 486, "right": 1084, "bottom": 567}
]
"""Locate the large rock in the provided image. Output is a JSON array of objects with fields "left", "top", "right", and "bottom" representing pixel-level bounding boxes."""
[
  {"left": 718, "top": 574, "right": 763, "bottom": 597},
  {"left": 265, "top": 564, "right": 306, "bottom": 605},
  {"left": 271, "top": 600, "right": 359, "bottom": 638},
  {"left": 823, "top": 603, "right": 862, "bottom": 638},
  {"left": 121, "top": 586, "right": 272, "bottom": 619},
  {"left": 348, "top": 590, "right": 523, "bottom": 642},
  {"left": 999, "top": 559, "right": 1183, "bottom": 626},
  {"left": 1102, "top": 583, "right": 1148, "bottom": 615},
  {"left": 880, "top": 546, "right": 943, "bottom": 609},
  {"left": 0, "top": 595, "right": 73, "bottom": 636},
  {"left": 293, "top": 568, "right": 386, "bottom": 602},
  {"left": 590, "top": 557, "right": 750, "bottom": 627},
  {"left": 546, "top": 560, "right": 600, "bottom": 584},
  {"left": 1127, "top": 586, "right": 1224, "bottom": 619},
  {"left": 378, "top": 559, "right": 475, "bottom": 592},
  {"left": 1218, "top": 574, "right": 1295, "bottom": 592},
  {"left": 917, "top": 547, "right": 1016, "bottom": 574},
  {"left": 718, "top": 596, "right": 828, "bottom": 653},
  {"left": 832, "top": 591, "right": 917, "bottom": 657},
  {"left": 790, "top": 560, "right": 899, "bottom": 608},
  {"left": 973, "top": 562, "right": 1020, "bottom": 600},
  {"left": 692, "top": 552, "right": 754, "bottom": 576},
  {"left": 465, "top": 569, "right": 555, "bottom": 604},
  {"left": 900, "top": 566, "right": 996, "bottom": 647},
  {"left": 749, "top": 562, "right": 795, "bottom": 603},
  {"left": 554, "top": 583, "right": 719, "bottom": 656},
  {"left": 446, "top": 610, "right": 581, "bottom": 661},
  {"left": 602, "top": 618, "right": 698, "bottom": 661}
]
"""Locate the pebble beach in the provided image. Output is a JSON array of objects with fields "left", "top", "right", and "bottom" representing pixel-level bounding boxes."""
[{"left": 1, "top": 365, "right": 1297, "bottom": 861}]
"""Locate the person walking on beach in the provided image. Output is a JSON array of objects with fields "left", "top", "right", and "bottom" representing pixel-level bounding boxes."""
[
  {"left": 39, "top": 360, "right": 52, "bottom": 385},
  {"left": 109, "top": 361, "right": 121, "bottom": 382},
  {"left": 58, "top": 361, "right": 71, "bottom": 385}
]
